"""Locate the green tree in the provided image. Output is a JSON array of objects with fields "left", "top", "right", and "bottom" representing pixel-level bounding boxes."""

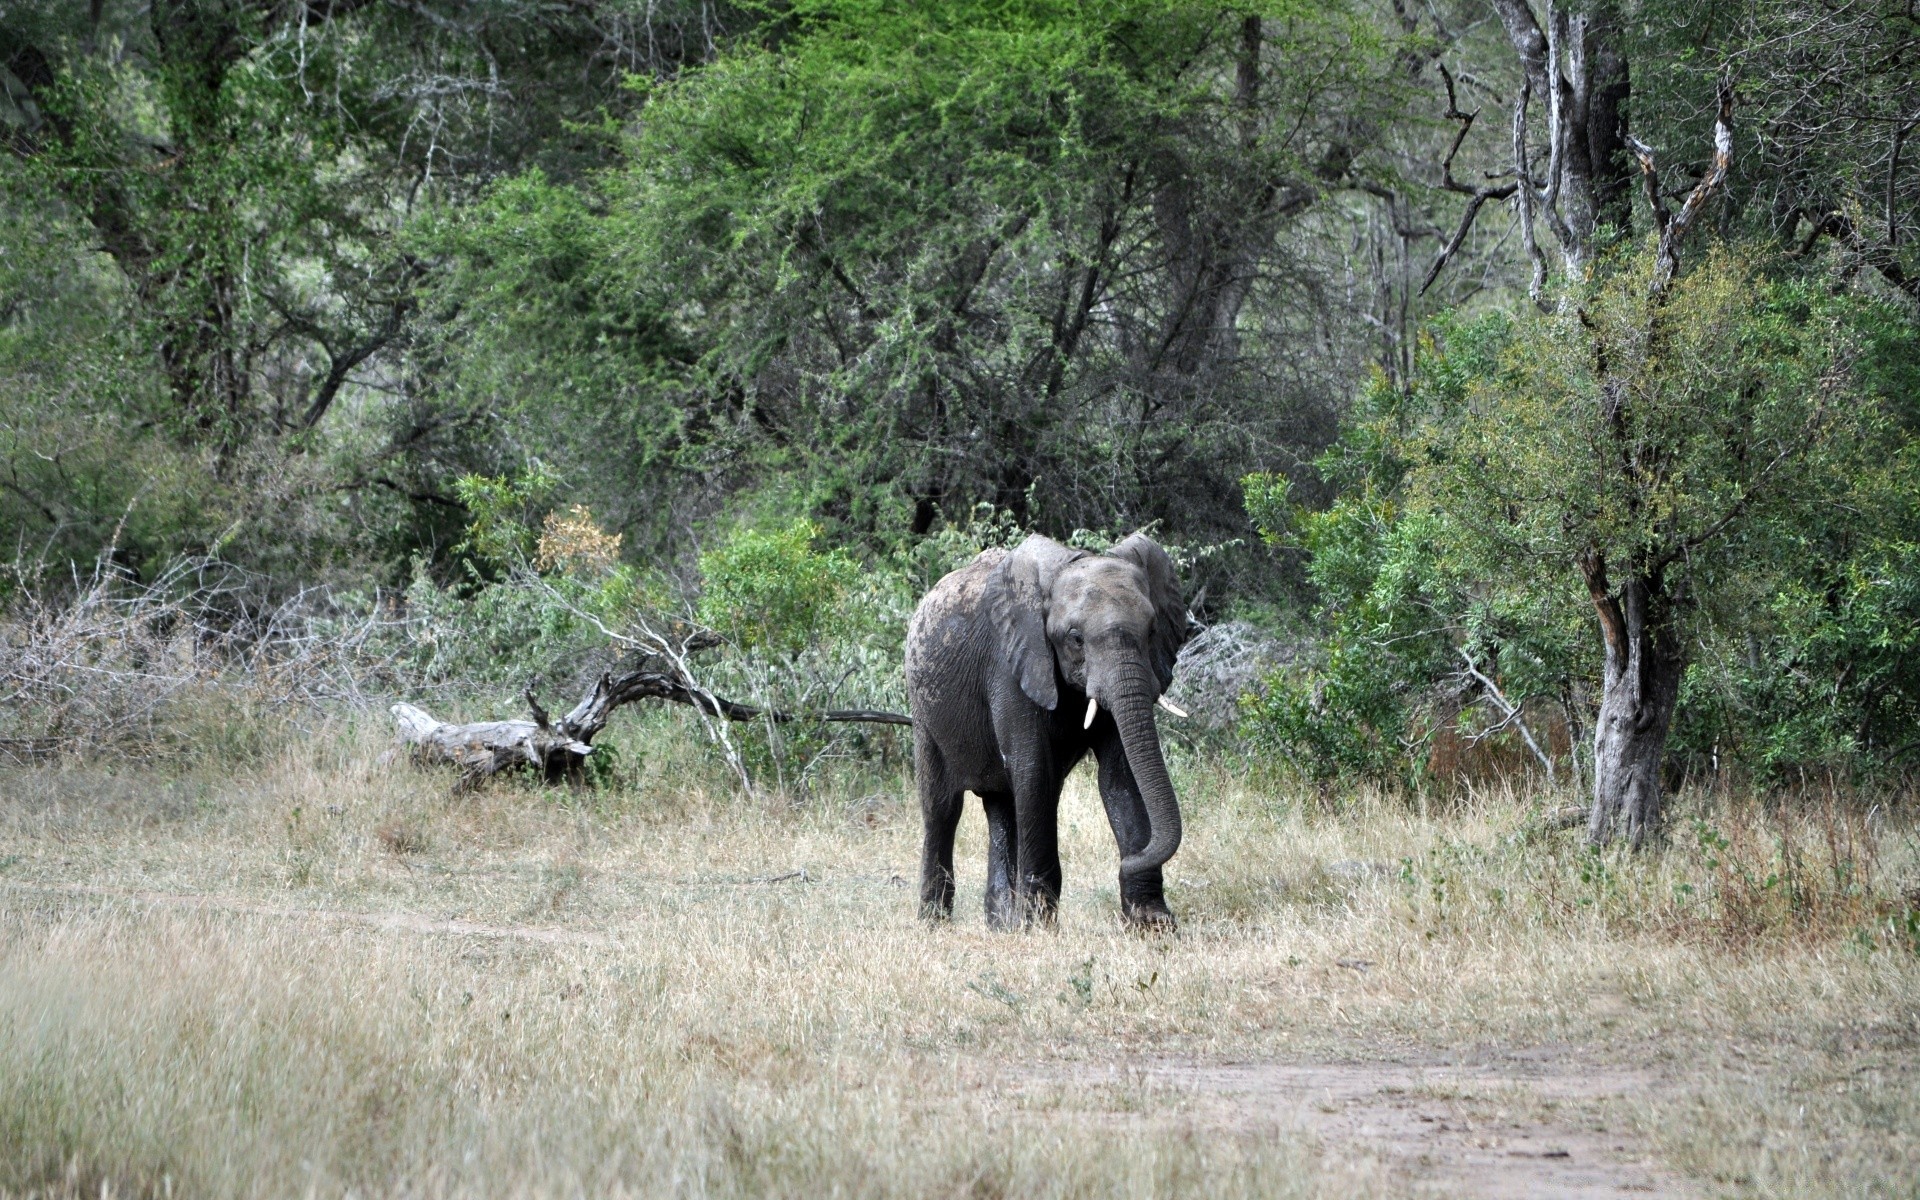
[
  {"left": 601, "top": 0, "right": 1414, "bottom": 549},
  {"left": 0, "top": 0, "right": 730, "bottom": 574},
  {"left": 1242, "top": 326, "right": 1591, "bottom": 787},
  {"left": 1409, "top": 247, "right": 1903, "bottom": 842}
]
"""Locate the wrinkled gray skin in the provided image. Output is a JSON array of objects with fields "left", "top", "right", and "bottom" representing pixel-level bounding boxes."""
[{"left": 904, "top": 533, "right": 1189, "bottom": 929}]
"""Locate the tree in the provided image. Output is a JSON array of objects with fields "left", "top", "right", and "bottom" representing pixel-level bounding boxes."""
[
  {"left": 1410, "top": 0, "right": 1918, "bottom": 838},
  {"left": 1638, "top": 0, "right": 1920, "bottom": 303},
  {"left": 598, "top": 0, "right": 1417, "bottom": 551},
  {"left": 0, "top": 0, "right": 734, "bottom": 573},
  {"left": 1409, "top": 246, "right": 1897, "bottom": 843}
]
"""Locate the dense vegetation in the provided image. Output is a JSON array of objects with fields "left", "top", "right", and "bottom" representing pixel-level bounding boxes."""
[{"left": 3, "top": 0, "right": 1916, "bottom": 828}]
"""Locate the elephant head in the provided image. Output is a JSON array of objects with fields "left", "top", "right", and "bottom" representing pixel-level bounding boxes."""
[{"left": 987, "top": 532, "right": 1190, "bottom": 876}]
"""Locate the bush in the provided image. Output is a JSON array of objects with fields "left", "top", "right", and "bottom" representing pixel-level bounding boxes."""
[{"left": 696, "top": 520, "right": 863, "bottom": 655}]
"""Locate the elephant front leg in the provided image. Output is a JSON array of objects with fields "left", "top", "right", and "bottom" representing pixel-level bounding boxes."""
[
  {"left": 1012, "top": 789, "right": 1063, "bottom": 927},
  {"left": 1094, "top": 733, "right": 1177, "bottom": 929},
  {"left": 990, "top": 707, "right": 1063, "bottom": 929},
  {"left": 980, "top": 790, "right": 1018, "bottom": 929}
]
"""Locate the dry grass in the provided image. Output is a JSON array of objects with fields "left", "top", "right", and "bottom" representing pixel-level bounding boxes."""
[{"left": 1, "top": 719, "right": 1917, "bottom": 1198}]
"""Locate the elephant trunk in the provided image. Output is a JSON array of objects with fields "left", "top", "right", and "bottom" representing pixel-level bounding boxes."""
[{"left": 1105, "top": 660, "right": 1182, "bottom": 877}]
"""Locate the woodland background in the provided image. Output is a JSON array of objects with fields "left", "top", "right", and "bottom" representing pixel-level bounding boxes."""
[{"left": 2, "top": 0, "right": 1917, "bottom": 810}]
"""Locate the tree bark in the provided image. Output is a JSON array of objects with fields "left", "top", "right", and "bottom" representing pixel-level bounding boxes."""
[
  {"left": 1581, "top": 554, "right": 1685, "bottom": 847},
  {"left": 1484, "top": 0, "right": 1634, "bottom": 273}
]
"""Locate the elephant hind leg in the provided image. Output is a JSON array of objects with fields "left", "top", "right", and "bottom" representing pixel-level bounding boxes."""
[{"left": 916, "top": 737, "right": 964, "bottom": 921}]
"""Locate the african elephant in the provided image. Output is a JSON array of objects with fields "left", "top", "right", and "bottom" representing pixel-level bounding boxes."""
[{"left": 904, "top": 532, "right": 1190, "bottom": 929}]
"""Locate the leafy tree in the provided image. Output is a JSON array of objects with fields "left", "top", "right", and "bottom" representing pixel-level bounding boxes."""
[
  {"left": 1637, "top": 0, "right": 1920, "bottom": 303},
  {"left": 599, "top": 0, "right": 1415, "bottom": 552},
  {"left": 696, "top": 519, "right": 861, "bottom": 655},
  {"left": 1242, "top": 323, "right": 1591, "bottom": 787},
  {"left": 0, "top": 0, "right": 730, "bottom": 574},
  {"left": 1407, "top": 247, "right": 1905, "bottom": 842}
]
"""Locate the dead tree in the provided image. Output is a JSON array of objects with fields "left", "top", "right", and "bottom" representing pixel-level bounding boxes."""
[
  {"left": 1423, "top": 0, "right": 1634, "bottom": 297},
  {"left": 392, "top": 669, "right": 910, "bottom": 789}
]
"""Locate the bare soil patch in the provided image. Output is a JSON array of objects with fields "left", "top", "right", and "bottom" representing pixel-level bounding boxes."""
[{"left": 1050, "top": 1053, "right": 1694, "bottom": 1198}]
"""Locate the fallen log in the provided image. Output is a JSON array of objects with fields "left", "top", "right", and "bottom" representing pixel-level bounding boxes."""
[{"left": 392, "top": 669, "right": 910, "bottom": 787}]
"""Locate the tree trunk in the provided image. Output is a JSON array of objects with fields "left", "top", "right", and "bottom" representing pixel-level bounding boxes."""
[
  {"left": 1487, "top": 0, "right": 1634, "bottom": 271},
  {"left": 1582, "top": 557, "right": 1685, "bottom": 846}
]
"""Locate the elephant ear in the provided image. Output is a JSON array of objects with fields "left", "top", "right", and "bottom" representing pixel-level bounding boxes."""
[
  {"left": 1110, "top": 532, "right": 1188, "bottom": 691},
  {"left": 986, "top": 534, "right": 1078, "bottom": 710}
]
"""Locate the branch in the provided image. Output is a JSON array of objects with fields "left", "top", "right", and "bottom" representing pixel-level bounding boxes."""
[
  {"left": 1634, "top": 79, "right": 1735, "bottom": 296},
  {"left": 604, "top": 670, "right": 911, "bottom": 726},
  {"left": 1513, "top": 80, "right": 1549, "bottom": 307},
  {"left": 1887, "top": 116, "right": 1915, "bottom": 249},
  {"left": 1578, "top": 549, "right": 1628, "bottom": 668},
  {"left": 1458, "top": 648, "right": 1555, "bottom": 783},
  {"left": 392, "top": 672, "right": 910, "bottom": 788},
  {"left": 1421, "top": 65, "right": 1519, "bottom": 294},
  {"left": 1786, "top": 209, "right": 1920, "bottom": 301},
  {"left": 300, "top": 293, "right": 414, "bottom": 430},
  {"left": 1488, "top": 0, "right": 1552, "bottom": 106},
  {"left": 1535, "top": 1, "right": 1576, "bottom": 254},
  {"left": 1650, "top": 382, "right": 1834, "bottom": 574}
]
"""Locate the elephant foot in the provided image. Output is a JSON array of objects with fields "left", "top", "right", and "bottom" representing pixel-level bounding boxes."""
[
  {"left": 1121, "top": 899, "right": 1178, "bottom": 932},
  {"left": 986, "top": 890, "right": 1057, "bottom": 931},
  {"left": 984, "top": 882, "right": 1016, "bottom": 929},
  {"left": 1022, "top": 907, "right": 1060, "bottom": 932},
  {"left": 919, "top": 883, "right": 956, "bottom": 922}
]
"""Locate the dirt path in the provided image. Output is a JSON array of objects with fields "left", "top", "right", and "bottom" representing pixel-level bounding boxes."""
[
  {"left": 0, "top": 879, "right": 610, "bottom": 945},
  {"left": 1043, "top": 1054, "right": 1692, "bottom": 1198}
]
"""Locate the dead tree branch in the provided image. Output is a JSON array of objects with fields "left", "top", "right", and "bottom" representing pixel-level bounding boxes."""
[
  {"left": 391, "top": 668, "right": 911, "bottom": 789},
  {"left": 1458, "top": 649, "right": 1556, "bottom": 783},
  {"left": 1631, "top": 79, "right": 1735, "bottom": 296},
  {"left": 1421, "top": 65, "right": 1519, "bottom": 294}
]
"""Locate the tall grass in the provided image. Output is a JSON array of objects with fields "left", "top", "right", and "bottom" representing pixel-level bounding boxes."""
[{"left": 1, "top": 726, "right": 1916, "bottom": 1198}]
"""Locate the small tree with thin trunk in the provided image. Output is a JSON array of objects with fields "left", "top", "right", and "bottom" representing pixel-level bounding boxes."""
[{"left": 1408, "top": 243, "right": 1884, "bottom": 844}]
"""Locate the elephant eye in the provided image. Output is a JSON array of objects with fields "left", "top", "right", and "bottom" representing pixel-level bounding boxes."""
[{"left": 1069, "top": 628, "right": 1083, "bottom": 645}]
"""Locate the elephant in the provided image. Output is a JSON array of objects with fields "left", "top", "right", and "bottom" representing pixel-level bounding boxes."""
[{"left": 904, "top": 532, "right": 1191, "bottom": 929}]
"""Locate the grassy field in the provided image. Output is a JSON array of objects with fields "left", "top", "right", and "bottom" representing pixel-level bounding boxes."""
[{"left": 1, "top": 718, "right": 1916, "bottom": 1198}]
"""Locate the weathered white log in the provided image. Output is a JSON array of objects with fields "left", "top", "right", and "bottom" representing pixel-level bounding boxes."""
[
  {"left": 391, "top": 670, "right": 910, "bottom": 786},
  {"left": 390, "top": 702, "right": 595, "bottom": 778}
]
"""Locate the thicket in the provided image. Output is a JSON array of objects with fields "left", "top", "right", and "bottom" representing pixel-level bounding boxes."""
[{"left": 2, "top": 0, "right": 1916, "bottom": 811}]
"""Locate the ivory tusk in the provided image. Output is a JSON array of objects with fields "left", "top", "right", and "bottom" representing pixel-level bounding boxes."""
[
  {"left": 1084, "top": 697, "right": 1099, "bottom": 729},
  {"left": 1156, "top": 695, "right": 1189, "bottom": 719}
]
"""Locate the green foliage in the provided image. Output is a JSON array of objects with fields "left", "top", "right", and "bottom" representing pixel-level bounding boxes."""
[
  {"left": 696, "top": 520, "right": 863, "bottom": 654},
  {"left": 1240, "top": 473, "right": 1293, "bottom": 549},
  {"left": 1411, "top": 247, "right": 1914, "bottom": 782},
  {"left": 1670, "top": 445, "right": 1920, "bottom": 778},
  {"left": 598, "top": 0, "right": 1409, "bottom": 548},
  {"left": 5, "top": 0, "right": 1917, "bottom": 810},
  {"left": 1408, "top": 248, "right": 1879, "bottom": 591},
  {"left": 451, "top": 467, "right": 559, "bottom": 575},
  {"left": 1243, "top": 249, "right": 1918, "bottom": 786},
  {"left": 406, "top": 170, "right": 698, "bottom": 559},
  {"left": 1239, "top": 486, "right": 1450, "bottom": 783},
  {"left": 895, "top": 503, "right": 1029, "bottom": 595},
  {"left": 1239, "top": 332, "right": 1589, "bottom": 785}
]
